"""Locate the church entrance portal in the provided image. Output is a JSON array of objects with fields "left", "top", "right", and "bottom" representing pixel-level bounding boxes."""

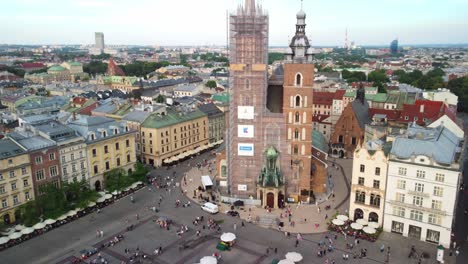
[{"left": 267, "top": 193, "right": 274, "bottom": 208}]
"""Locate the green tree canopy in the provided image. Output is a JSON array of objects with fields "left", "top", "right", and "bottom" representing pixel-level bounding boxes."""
[
  {"left": 268, "top": 52, "right": 284, "bottom": 65},
  {"left": 205, "top": 80, "right": 217, "bottom": 88},
  {"left": 83, "top": 61, "right": 107, "bottom": 75},
  {"left": 448, "top": 76, "right": 468, "bottom": 112},
  {"left": 155, "top": 94, "right": 165, "bottom": 103}
]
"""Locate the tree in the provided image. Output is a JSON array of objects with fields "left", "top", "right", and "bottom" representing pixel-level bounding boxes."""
[
  {"left": 268, "top": 52, "right": 284, "bottom": 64},
  {"left": 448, "top": 76, "right": 468, "bottom": 112},
  {"left": 104, "top": 168, "right": 129, "bottom": 192},
  {"left": 91, "top": 53, "right": 111, "bottom": 60},
  {"left": 368, "top": 70, "right": 389, "bottom": 92},
  {"left": 83, "top": 61, "right": 107, "bottom": 75},
  {"left": 204, "top": 63, "right": 214, "bottom": 68},
  {"left": 155, "top": 94, "right": 165, "bottom": 103},
  {"left": 205, "top": 80, "right": 217, "bottom": 88}
]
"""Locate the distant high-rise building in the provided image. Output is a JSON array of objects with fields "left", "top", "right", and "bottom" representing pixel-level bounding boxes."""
[
  {"left": 390, "top": 39, "right": 398, "bottom": 54},
  {"left": 95, "top": 32, "right": 105, "bottom": 51}
]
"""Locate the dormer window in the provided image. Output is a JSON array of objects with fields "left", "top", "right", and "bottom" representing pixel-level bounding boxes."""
[
  {"left": 125, "top": 126, "right": 129, "bottom": 132},
  {"left": 404, "top": 116, "right": 409, "bottom": 120},
  {"left": 90, "top": 134, "right": 96, "bottom": 140},
  {"left": 102, "top": 131, "right": 107, "bottom": 137},
  {"left": 114, "top": 128, "right": 118, "bottom": 135}
]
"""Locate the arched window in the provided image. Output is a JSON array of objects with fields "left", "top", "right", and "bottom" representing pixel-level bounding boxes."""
[
  {"left": 355, "top": 191, "right": 366, "bottom": 203},
  {"left": 295, "top": 96, "right": 301, "bottom": 107},
  {"left": 246, "top": 79, "right": 250, "bottom": 90},
  {"left": 295, "top": 73, "right": 302, "bottom": 86},
  {"left": 370, "top": 194, "right": 381, "bottom": 207},
  {"left": 294, "top": 129, "right": 299, "bottom": 139},
  {"left": 293, "top": 145, "right": 299, "bottom": 155},
  {"left": 295, "top": 112, "right": 300, "bottom": 123}
]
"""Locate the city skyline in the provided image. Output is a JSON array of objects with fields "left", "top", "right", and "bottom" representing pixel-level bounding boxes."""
[{"left": 1, "top": 0, "right": 468, "bottom": 46}]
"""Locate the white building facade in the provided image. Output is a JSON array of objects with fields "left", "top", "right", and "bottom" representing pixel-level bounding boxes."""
[
  {"left": 59, "top": 140, "right": 88, "bottom": 183},
  {"left": 383, "top": 124, "right": 463, "bottom": 247},
  {"left": 350, "top": 142, "right": 389, "bottom": 227}
]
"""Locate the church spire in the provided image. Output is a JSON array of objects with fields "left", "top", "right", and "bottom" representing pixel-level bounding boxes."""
[
  {"left": 245, "top": 0, "right": 256, "bottom": 14},
  {"left": 284, "top": 0, "right": 312, "bottom": 63}
]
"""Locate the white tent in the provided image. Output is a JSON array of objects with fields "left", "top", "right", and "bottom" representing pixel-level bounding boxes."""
[
  {"left": 44, "top": 219, "right": 56, "bottom": 225},
  {"left": 8, "top": 232, "right": 22, "bottom": 240},
  {"left": 278, "top": 259, "right": 295, "bottom": 264},
  {"left": 363, "top": 226, "right": 376, "bottom": 234},
  {"left": 350, "top": 223, "right": 363, "bottom": 230},
  {"left": 285, "top": 252, "right": 303, "bottom": 262},
  {"left": 199, "top": 256, "right": 217, "bottom": 264},
  {"left": 21, "top": 228, "right": 34, "bottom": 235},
  {"left": 220, "top": 232, "right": 236, "bottom": 242}
]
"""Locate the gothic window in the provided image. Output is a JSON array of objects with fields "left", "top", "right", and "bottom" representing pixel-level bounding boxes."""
[
  {"left": 355, "top": 191, "right": 366, "bottom": 203},
  {"left": 301, "top": 128, "right": 306, "bottom": 140},
  {"left": 295, "top": 112, "right": 300, "bottom": 123},
  {"left": 294, "top": 129, "right": 299, "bottom": 139},
  {"left": 295, "top": 73, "right": 302, "bottom": 87},
  {"left": 293, "top": 145, "right": 299, "bottom": 155},
  {"left": 295, "top": 95, "right": 301, "bottom": 107},
  {"left": 242, "top": 95, "right": 251, "bottom": 106},
  {"left": 245, "top": 79, "right": 250, "bottom": 90}
]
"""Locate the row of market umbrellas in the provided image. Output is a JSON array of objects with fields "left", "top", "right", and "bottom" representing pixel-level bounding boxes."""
[
  {"left": 163, "top": 140, "right": 223, "bottom": 164},
  {"left": 331, "top": 214, "right": 379, "bottom": 234}
]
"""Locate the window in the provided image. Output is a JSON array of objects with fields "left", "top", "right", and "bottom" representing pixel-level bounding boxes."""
[
  {"left": 294, "top": 129, "right": 299, "bottom": 139},
  {"left": 25, "top": 191, "right": 30, "bottom": 200},
  {"left": 9, "top": 171, "right": 14, "bottom": 178},
  {"left": 104, "top": 145, "right": 108, "bottom": 154},
  {"left": 23, "top": 179, "right": 28, "bottom": 187},
  {"left": 433, "top": 186, "right": 443, "bottom": 197},
  {"left": 8, "top": 159, "right": 12, "bottom": 165},
  {"left": 21, "top": 167, "right": 27, "bottom": 175},
  {"left": 338, "top": 135, "right": 344, "bottom": 143},
  {"left": 413, "top": 196, "right": 424, "bottom": 207},
  {"left": 373, "top": 180, "right": 380, "bottom": 189},
  {"left": 35, "top": 156, "right": 43, "bottom": 164},
  {"left": 36, "top": 170, "right": 45, "bottom": 181},
  {"left": 370, "top": 194, "right": 381, "bottom": 207},
  {"left": 2, "top": 199, "right": 7, "bottom": 208},
  {"left": 375, "top": 167, "right": 380, "bottom": 176},
  {"left": 431, "top": 200, "right": 442, "bottom": 210},
  {"left": 105, "top": 161, "right": 110, "bottom": 170},
  {"left": 295, "top": 96, "right": 301, "bottom": 107},
  {"left": 50, "top": 166, "right": 58, "bottom": 177},
  {"left": 426, "top": 229, "right": 440, "bottom": 243},
  {"left": 396, "top": 193, "right": 405, "bottom": 203},
  {"left": 295, "top": 112, "right": 300, "bottom": 123},
  {"left": 0, "top": 186, "right": 4, "bottom": 194},
  {"left": 355, "top": 191, "right": 365, "bottom": 203},
  {"left": 72, "top": 164, "right": 76, "bottom": 172},
  {"left": 360, "top": 165, "right": 365, "bottom": 173},
  {"left": 49, "top": 153, "right": 55, "bottom": 161},
  {"left": 11, "top": 182, "right": 16, "bottom": 190},
  {"left": 410, "top": 210, "right": 423, "bottom": 222},
  {"left": 293, "top": 145, "right": 298, "bottom": 155},
  {"left": 398, "top": 167, "right": 407, "bottom": 176},
  {"left": 115, "top": 142, "right": 120, "bottom": 150},
  {"left": 127, "top": 154, "right": 131, "bottom": 163},
  {"left": 393, "top": 206, "right": 405, "bottom": 217},
  {"left": 397, "top": 180, "right": 406, "bottom": 190},
  {"left": 93, "top": 165, "right": 98, "bottom": 174},
  {"left": 63, "top": 167, "right": 68, "bottom": 175},
  {"left": 71, "top": 154, "right": 74, "bottom": 161},
  {"left": 81, "top": 161, "right": 85, "bottom": 169},
  {"left": 358, "top": 177, "right": 364, "bottom": 185},
  {"left": 80, "top": 151, "right": 83, "bottom": 158},
  {"left": 414, "top": 183, "right": 424, "bottom": 193},
  {"left": 116, "top": 158, "right": 121, "bottom": 166},
  {"left": 352, "top": 137, "right": 357, "bottom": 145},
  {"left": 295, "top": 73, "right": 302, "bottom": 86},
  {"left": 428, "top": 215, "right": 442, "bottom": 226},
  {"left": 62, "top": 156, "right": 66, "bottom": 163},
  {"left": 114, "top": 128, "right": 118, "bottom": 135},
  {"left": 0, "top": 173, "right": 3, "bottom": 180},
  {"left": 416, "top": 170, "right": 425, "bottom": 179},
  {"left": 13, "top": 195, "right": 19, "bottom": 205},
  {"left": 435, "top": 173, "right": 445, "bottom": 182},
  {"left": 126, "top": 139, "right": 130, "bottom": 147}
]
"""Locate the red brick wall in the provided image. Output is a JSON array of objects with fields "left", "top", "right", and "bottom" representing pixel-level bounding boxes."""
[{"left": 30, "top": 147, "right": 62, "bottom": 196}]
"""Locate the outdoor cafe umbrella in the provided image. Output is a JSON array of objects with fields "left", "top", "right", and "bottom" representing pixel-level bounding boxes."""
[
  {"left": 336, "top": 215, "right": 349, "bottom": 221},
  {"left": 135, "top": 181, "right": 143, "bottom": 185},
  {"left": 130, "top": 182, "right": 139, "bottom": 189},
  {"left": 368, "top": 221, "right": 380, "bottom": 229},
  {"left": 285, "top": 252, "right": 303, "bottom": 262},
  {"left": 356, "top": 219, "right": 368, "bottom": 226},
  {"left": 104, "top": 194, "right": 113, "bottom": 200},
  {"left": 350, "top": 223, "right": 363, "bottom": 230},
  {"left": 66, "top": 210, "right": 77, "bottom": 217},
  {"left": 363, "top": 226, "right": 376, "bottom": 234},
  {"left": 112, "top": 190, "right": 118, "bottom": 196},
  {"left": 1, "top": 228, "right": 16, "bottom": 236},
  {"left": 87, "top": 202, "right": 96, "bottom": 207},
  {"left": 163, "top": 158, "right": 171, "bottom": 164},
  {"left": 96, "top": 197, "right": 106, "bottom": 203},
  {"left": 33, "top": 222, "right": 46, "bottom": 230},
  {"left": 278, "top": 259, "right": 295, "bottom": 264},
  {"left": 44, "top": 219, "right": 56, "bottom": 225},
  {"left": 57, "top": 214, "right": 68, "bottom": 221},
  {"left": 14, "top": 224, "right": 26, "bottom": 231},
  {"left": 98, "top": 191, "right": 106, "bottom": 197},
  {"left": 332, "top": 219, "right": 345, "bottom": 226},
  {"left": 199, "top": 256, "right": 217, "bottom": 264},
  {"left": 220, "top": 232, "right": 236, "bottom": 242},
  {"left": 21, "top": 227, "right": 34, "bottom": 235},
  {"left": 0, "top": 236, "right": 10, "bottom": 245},
  {"left": 8, "top": 232, "right": 22, "bottom": 240}
]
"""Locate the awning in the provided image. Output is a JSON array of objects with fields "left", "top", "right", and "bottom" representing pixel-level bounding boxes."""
[
  {"left": 21, "top": 228, "right": 34, "bottom": 235},
  {"left": 32, "top": 222, "right": 46, "bottom": 230},
  {"left": 8, "top": 232, "right": 22, "bottom": 240},
  {"left": 44, "top": 219, "right": 56, "bottom": 225}
]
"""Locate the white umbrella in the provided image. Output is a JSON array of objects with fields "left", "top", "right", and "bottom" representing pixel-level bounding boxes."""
[
  {"left": 278, "top": 259, "right": 295, "bottom": 264},
  {"left": 104, "top": 194, "right": 113, "bottom": 200},
  {"left": 332, "top": 219, "right": 344, "bottom": 226},
  {"left": 130, "top": 182, "right": 139, "bottom": 189},
  {"left": 350, "top": 223, "right": 363, "bottom": 230},
  {"left": 368, "top": 221, "right": 380, "bottom": 229},
  {"left": 285, "top": 252, "right": 303, "bottom": 262},
  {"left": 57, "top": 214, "right": 68, "bottom": 221},
  {"left": 135, "top": 181, "right": 143, "bottom": 185},
  {"left": 66, "top": 210, "right": 77, "bottom": 217},
  {"left": 98, "top": 191, "right": 106, "bottom": 197},
  {"left": 96, "top": 197, "right": 106, "bottom": 203},
  {"left": 75, "top": 207, "right": 84, "bottom": 212},
  {"left": 356, "top": 219, "right": 368, "bottom": 226},
  {"left": 21, "top": 227, "right": 34, "bottom": 235},
  {"left": 363, "top": 226, "right": 376, "bottom": 234},
  {"left": 163, "top": 158, "right": 171, "bottom": 164},
  {"left": 1, "top": 228, "right": 16, "bottom": 236},
  {"left": 220, "top": 232, "right": 236, "bottom": 242},
  {"left": 112, "top": 190, "right": 118, "bottom": 195},
  {"left": 200, "top": 256, "right": 217, "bottom": 264},
  {"left": 44, "top": 219, "right": 56, "bottom": 225},
  {"left": 336, "top": 215, "right": 349, "bottom": 221},
  {"left": 14, "top": 224, "right": 25, "bottom": 231},
  {"left": 8, "top": 232, "right": 22, "bottom": 240},
  {"left": 33, "top": 222, "right": 46, "bottom": 230},
  {"left": 124, "top": 187, "right": 132, "bottom": 192},
  {"left": 0, "top": 236, "right": 10, "bottom": 245},
  {"left": 88, "top": 202, "right": 96, "bottom": 207}
]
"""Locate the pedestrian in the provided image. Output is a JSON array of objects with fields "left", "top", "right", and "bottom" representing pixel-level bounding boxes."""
[
  {"left": 100, "top": 230, "right": 104, "bottom": 237},
  {"left": 274, "top": 248, "right": 277, "bottom": 254},
  {"left": 266, "top": 248, "right": 269, "bottom": 254},
  {"left": 96, "top": 230, "right": 100, "bottom": 238},
  {"left": 325, "top": 214, "right": 328, "bottom": 220},
  {"left": 380, "top": 244, "right": 385, "bottom": 253},
  {"left": 241, "top": 221, "right": 245, "bottom": 227},
  {"left": 295, "top": 239, "right": 299, "bottom": 247},
  {"left": 455, "top": 248, "right": 460, "bottom": 256},
  {"left": 234, "top": 223, "right": 237, "bottom": 231}
]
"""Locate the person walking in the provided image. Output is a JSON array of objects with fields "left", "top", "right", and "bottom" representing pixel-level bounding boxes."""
[
  {"left": 295, "top": 239, "right": 299, "bottom": 247},
  {"left": 233, "top": 223, "right": 237, "bottom": 231}
]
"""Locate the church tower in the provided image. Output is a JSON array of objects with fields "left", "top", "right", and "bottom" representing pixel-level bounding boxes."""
[
  {"left": 227, "top": 0, "right": 269, "bottom": 198},
  {"left": 282, "top": 4, "right": 315, "bottom": 202}
]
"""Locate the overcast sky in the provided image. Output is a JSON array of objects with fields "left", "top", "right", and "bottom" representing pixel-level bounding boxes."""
[{"left": 1, "top": 0, "right": 467, "bottom": 46}]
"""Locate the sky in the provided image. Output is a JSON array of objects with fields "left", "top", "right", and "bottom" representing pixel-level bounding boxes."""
[{"left": 1, "top": 0, "right": 468, "bottom": 46}]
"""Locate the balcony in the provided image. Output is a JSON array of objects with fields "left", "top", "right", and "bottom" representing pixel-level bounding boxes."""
[{"left": 407, "top": 190, "right": 430, "bottom": 198}]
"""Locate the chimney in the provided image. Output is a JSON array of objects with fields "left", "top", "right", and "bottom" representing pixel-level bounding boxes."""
[{"left": 420, "top": 104, "right": 424, "bottom": 113}]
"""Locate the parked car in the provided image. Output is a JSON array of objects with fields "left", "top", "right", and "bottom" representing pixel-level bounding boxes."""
[{"left": 201, "top": 202, "right": 219, "bottom": 214}]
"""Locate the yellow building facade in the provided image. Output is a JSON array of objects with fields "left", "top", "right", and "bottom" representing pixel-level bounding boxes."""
[
  {"left": 141, "top": 109, "right": 209, "bottom": 167},
  {"left": 0, "top": 139, "right": 34, "bottom": 225}
]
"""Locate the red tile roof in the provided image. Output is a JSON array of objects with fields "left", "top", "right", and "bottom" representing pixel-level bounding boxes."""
[
  {"left": 21, "top": 62, "right": 45, "bottom": 69},
  {"left": 368, "top": 108, "right": 401, "bottom": 121},
  {"left": 313, "top": 91, "right": 334, "bottom": 105},
  {"left": 79, "top": 102, "right": 98, "bottom": 115},
  {"left": 397, "top": 100, "right": 449, "bottom": 125},
  {"left": 72, "top": 97, "right": 87, "bottom": 105},
  {"left": 312, "top": 114, "right": 331, "bottom": 124},
  {"left": 107, "top": 58, "right": 125, "bottom": 76},
  {"left": 333, "top": 89, "right": 346, "bottom": 100}
]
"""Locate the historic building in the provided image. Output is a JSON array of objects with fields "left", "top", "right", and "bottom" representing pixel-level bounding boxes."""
[
  {"left": 198, "top": 103, "right": 225, "bottom": 143},
  {"left": 383, "top": 123, "right": 463, "bottom": 247},
  {"left": 24, "top": 62, "right": 88, "bottom": 84},
  {"left": 0, "top": 139, "right": 34, "bottom": 225}
]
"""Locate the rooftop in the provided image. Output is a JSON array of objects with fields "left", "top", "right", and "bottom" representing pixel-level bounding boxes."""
[
  {"left": 0, "top": 138, "right": 26, "bottom": 160},
  {"left": 142, "top": 108, "right": 206, "bottom": 129}
]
